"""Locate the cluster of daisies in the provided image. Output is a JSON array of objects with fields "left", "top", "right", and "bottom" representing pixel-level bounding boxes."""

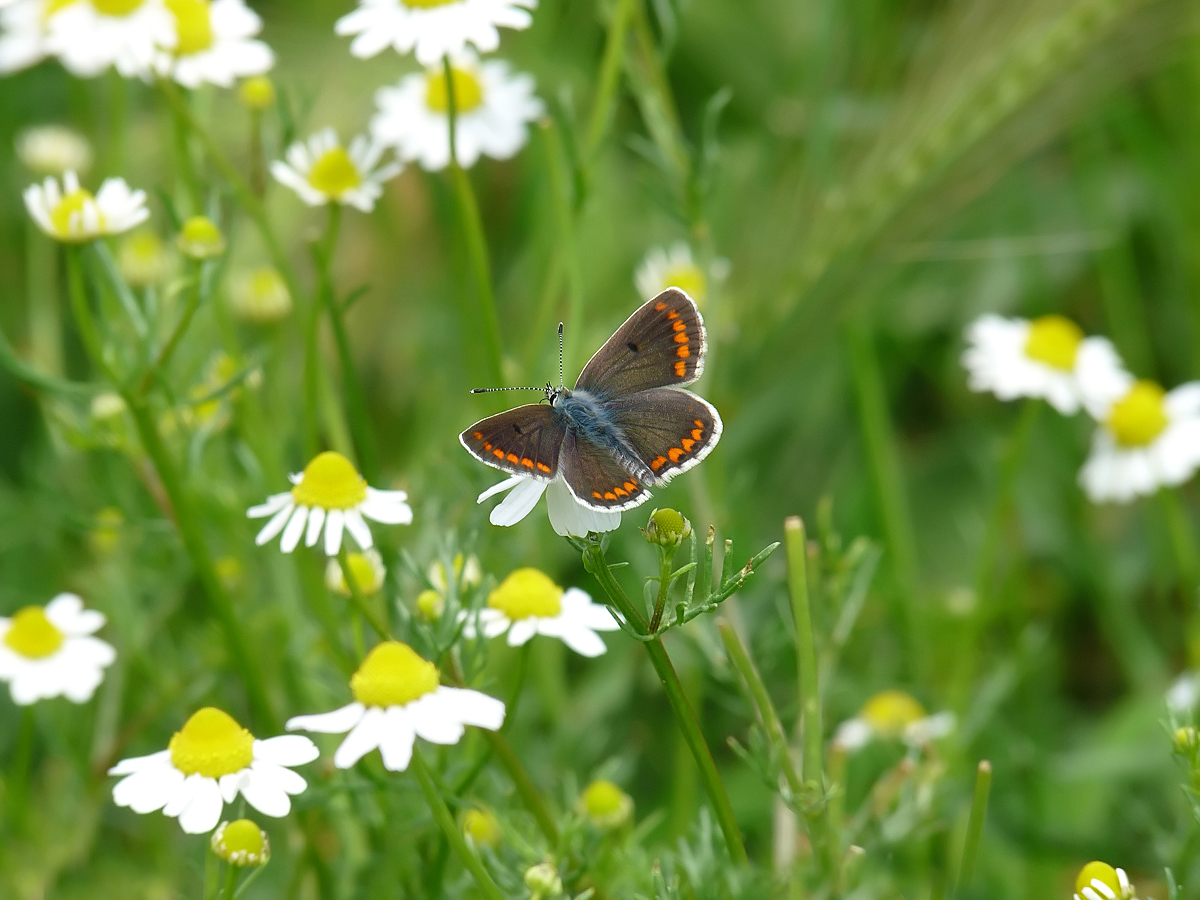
[{"left": 963, "top": 313, "right": 1200, "bottom": 503}]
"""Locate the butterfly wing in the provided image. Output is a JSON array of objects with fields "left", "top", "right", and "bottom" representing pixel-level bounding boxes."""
[
  {"left": 574, "top": 288, "right": 707, "bottom": 396},
  {"left": 559, "top": 430, "right": 653, "bottom": 512},
  {"left": 459, "top": 404, "right": 566, "bottom": 480},
  {"left": 606, "top": 387, "right": 722, "bottom": 482}
]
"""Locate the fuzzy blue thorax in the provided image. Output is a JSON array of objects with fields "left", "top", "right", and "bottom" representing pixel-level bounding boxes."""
[{"left": 553, "top": 389, "right": 657, "bottom": 484}]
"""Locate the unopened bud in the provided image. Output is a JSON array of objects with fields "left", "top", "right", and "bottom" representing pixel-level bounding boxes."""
[
  {"left": 523, "top": 862, "right": 562, "bottom": 897},
  {"left": 177, "top": 216, "right": 226, "bottom": 260},
  {"left": 211, "top": 819, "right": 270, "bottom": 867},
  {"left": 416, "top": 588, "right": 444, "bottom": 622},
  {"left": 1176, "top": 726, "right": 1200, "bottom": 756},
  {"left": 644, "top": 508, "right": 691, "bottom": 548},
  {"left": 239, "top": 76, "right": 276, "bottom": 111}
]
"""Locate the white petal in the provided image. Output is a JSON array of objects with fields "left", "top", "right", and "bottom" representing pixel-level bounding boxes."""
[
  {"left": 251, "top": 760, "right": 308, "bottom": 795},
  {"left": 305, "top": 506, "right": 326, "bottom": 547},
  {"left": 343, "top": 507, "right": 374, "bottom": 550},
  {"left": 489, "top": 477, "right": 546, "bottom": 526},
  {"left": 378, "top": 707, "right": 416, "bottom": 771},
  {"left": 280, "top": 505, "right": 309, "bottom": 553},
  {"left": 506, "top": 617, "right": 538, "bottom": 646},
  {"left": 255, "top": 501, "right": 296, "bottom": 545},
  {"left": 108, "top": 749, "right": 171, "bottom": 776},
  {"left": 254, "top": 734, "right": 319, "bottom": 766},
  {"left": 477, "top": 474, "right": 524, "bottom": 502},
  {"left": 324, "top": 508, "right": 346, "bottom": 556},
  {"left": 546, "top": 478, "right": 620, "bottom": 536},
  {"left": 433, "top": 686, "right": 505, "bottom": 731},
  {"left": 406, "top": 695, "right": 467, "bottom": 745},
  {"left": 177, "top": 776, "right": 224, "bottom": 834},
  {"left": 112, "top": 763, "right": 184, "bottom": 813},
  {"left": 247, "top": 492, "right": 292, "bottom": 518},
  {"left": 240, "top": 767, "right": 293, "bottom": 818},
  {"left": 333, "top": 707, "right": 386, "bottom": 768},
  {"left": 287, "top": 702, "right": 366, "bottom": 735},
  {"left": 548, "top": 621, "right": 608, "bottom": 657}
]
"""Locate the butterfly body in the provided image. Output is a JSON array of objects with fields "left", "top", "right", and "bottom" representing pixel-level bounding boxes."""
[{"left": 461, "top": 288, "right": 722, "bottom": 513}]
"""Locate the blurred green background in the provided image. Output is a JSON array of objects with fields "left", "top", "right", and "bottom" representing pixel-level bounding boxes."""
[{"left": 2, "top": 0, "right": 1200, "bottom": 896}]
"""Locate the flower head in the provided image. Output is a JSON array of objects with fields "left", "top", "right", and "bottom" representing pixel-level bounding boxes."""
[
  {"left": 462, "top": 807, "right": 501, "bottom": 847},
  {"left": 118, "top": 228, "right": 172, "bottom": 286},
  {"left": 25, "top": 171, "right": 150, "bottom": 242},
  {"left": 429, "top": 552, "right": 481, "bottom": 594},
  {"left": 1074, "top": 861, "right": 1135, "bottom": 900},
  {"left": 635, "top": 243, "right": 728, "bottom": 309},
  {"left": 325, "top": 549, "right": 386, "bottom": 596},
  {"left": 248, "top": 451, "right": 413, "bottom": 556},
  {"left": 109, "top": 707, "right": 318, "bottom": 834},
  {"left": 961, "top": 314, "right": 1129, "bottom": 415},
  {"left": 832, "top": 689, "right": 955, "bottom": 752},
  {"left": 579, "top": 778, "right": 633, "bottom": 829},
  {"left": 286, "top": 640, "right": 505, "bottom": 771},
  {"left": 211, "top": 819, "right": 270, "bottom": 866},
  {"left": 45, "top": 0, "right": 176, "bottom": 78},
  {"left": 370, "top": 52, "right": 543, "bottom": 171},
  {"left": 476, "top": 473, "right": 620, "bottom": 537},
  {"left": 465, "top": 568, "right": 619, "bottom": 657},
  {"left": 336, "top": 0, "right": 535, "bottom": 66},
  {"left": 1080, "top": 380, "right": 1200, "bottom": 503},
  {"left": 177, "top": 215, "right": 226, "bottom": 259},
  {"left": 0, "top": 0, "right": 64, "bottom": 74},
  {"left": 239, "top": 73, "right": 276, "bottom": 109},
  {"left": 153, "top": 0, "right": 273, "bottom": 88},
  {"left": 271, "top": 129, "right": 401, "bottom": 212},
  {"left": 15, "top": 125, "right": 92, "bottom": 176},
  {"left": 644, "top": 507, "right": 691, "bottom": 549},
  {"left": 0, "top": 594, "right": 115, "bottom": 705},
  {"left": 230, "top": 266, "right": 291, "bottom": 323},
  {"left": 524, "top": 862, "right": 563, "bottom": 898}
]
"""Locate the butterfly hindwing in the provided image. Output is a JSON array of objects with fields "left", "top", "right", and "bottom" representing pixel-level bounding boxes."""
[
  {"left": 606, "top": 387, "right": 722, "bottom": 482},
  {"left": 559, "top": 430, "right": 652, "bottom": 512},
  {"left": 459, "top": 404, "right": 566, "bottom": 481},
  {"left": 574, "top": 288, "right": 706, "bottom": 396}
]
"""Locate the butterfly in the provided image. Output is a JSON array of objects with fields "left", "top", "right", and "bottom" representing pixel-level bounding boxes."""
[{"left": 459, "top": 288, "right": 723, "bottom": 512}]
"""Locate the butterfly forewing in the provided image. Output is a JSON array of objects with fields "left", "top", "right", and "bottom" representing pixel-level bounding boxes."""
[
  {"left": 574, "top": 288, "right": 706, "bottom": 396},
  {"left": 559, "top": 431, "right": 652, "bottom": 512},
  {"left": 459, "top": 404, "right": 566, "bottom": 481},
  {"left": 606, "top": 388, "right": 722, "bottom": 482}
]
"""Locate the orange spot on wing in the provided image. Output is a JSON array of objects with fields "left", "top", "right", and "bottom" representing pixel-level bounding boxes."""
[
  {"left": 674, "top": 361, "right": 687, "bottom": 376},
  {"left": 691, "top": 428, "right": 703, "bottom": 441},
  {"left": 493, "top": 449, "right": 505, "bottom": 458},
  {"left": 604, "top": 491, "right": 617, "bottom": 501},
  {"left": 651, "top": 456, "right": 666, "bottom": 471},
  {"left": 614, "top": 487, "right": 628, "bottom": 498},
  {"left": 673, "top": 321, "right": 686, "bottom": 332},
  {"left": 681, "top": 438, "right": 695, "bottom": 452},
  {"left": 536, "top": 462, "right": 552, "bottom": 474},
  {"left": 654, "top": 301, "right": 667, "bottom": 311},
  {"left": 668, "top": 447, "right": 685, "bottom": 463},
  {"left": 473, "top": 431, "right": 483, "bottom": 439},
  {"left": 674, "top": 333, "right": 688, "bottom": 344},
  {"left": 624, "top": 481, "right": 638, "bottom": 492},
  {"left": 592, "top": 491, "right": 604, "bottom": 499},
  {"left": 483, "top": 442, "right": 492, "bottom": 450},
  {"left": 520, "top": 458, "right": 534, "bottom": 469},
  {"left": 694, "top": 419, "right": 704, "bottom": 427},
  {"left": 667, "top": 309, "right": 679, "bottom": 319},
  {"left": 506, "top": 453, "right": 520, "bottom": 464},
  {"left": 676, "top": 347, "right": 690, "bottom": 358}
]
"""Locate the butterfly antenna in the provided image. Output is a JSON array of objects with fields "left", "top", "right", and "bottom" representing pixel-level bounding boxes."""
[
  {"left": 469, "top": 386, "right": 542, "bottom": 394},
  {"left": 558, "top": 322, "right": 565, "bottom": 390}
]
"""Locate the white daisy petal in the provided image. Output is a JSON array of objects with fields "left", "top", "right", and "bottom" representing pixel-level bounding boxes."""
[
  {"left": 333, "top": 707, "right": 387, "bottom": 768},
  {"left": 488, "top": 476, "right": 547, "bottom": 527},
  {"left": 378, "top": 707, "right": 416, "bottom": 771},
  {"left": 255, "top": 501, "right": 296, "bottom": 545},
  {"left": 287, "top": 702, "right": 367, "bottom": 734},
  {"left": 240, "top": 768, "right": 293, "bottom": 818},
  {"left": 407, "top": 694, "right": 467, "bottom": 744},
  {"left": 113, "top": 763, "right": 184, "bottom": 814},
  {"left": 254, "top": 734, "right": 320, "bottom": 766},
  {"left": 178, "top": 776, "right": 225, "bottom": 834},
  {"left": 433, "top": 686, "right": 505, "bottom": 731},
  {"left": 325, "top": 509, "right": 346, "bottom": 556},
  {"left": 305, "top": 506, "right": 326, "bottom": 547},
  {"left": 506, "top": 617, "right": 538, "bottom": 646}
]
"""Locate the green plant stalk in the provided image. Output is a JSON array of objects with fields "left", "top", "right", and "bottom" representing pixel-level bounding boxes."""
[
  {"left": 138, "top": 260, "right": 203, "bottom": 395},
  {"left": 1161, "top": 489, "right": 1200, "bottom": 664},
  {"left": 844, "top": 320, "right": 922, "bottom": 667},
  {"left": 954, "top": 760, "right": 992, "bottom": 894},
  {"left": 170, "top": 89, "right": 205, "bottom": 213},
  {"left": 202, "top": 847, "right": 221, "bottom": 900},
  {"left": 443, "top": 55, "right": 504, "bottom": 389},
  {"left": 717, "top": 619, "right": 802, "bottom": 796},
  {"left": 540, "top": 121, "right": 586, "bottom": 373},
  {"left": 220, "top": 864, "right": 238, "bottom": 900},
  {"left": 584, "top": 0, "right": 636, "bottom": 157},
  {"left": 410, "top": 748, "right": 506, "bottom": 900},
  {"left": 301, "top": 206, "right": 343, "bottom": 457},
  {"left": 26, "top": 221, "right": 62, "bottom": 376},
  {"left": 248, "top": 109, "right": 267, "bottom": 197},
  {"left": 338, "top": 548, "right": 392, "bottom": 645},
  {"left": 784, "top": 516, "right": 830, "bottom": 855},
  {"left": 649, "top": 550, "right": 674, "bottom": 633},
  {"left": 584, "top": 542, "right": 748, "bottom": 865}
]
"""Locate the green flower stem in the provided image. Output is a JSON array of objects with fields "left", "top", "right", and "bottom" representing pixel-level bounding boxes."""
[
  {"left": 784, "top": 516, "right": 831, "bottom": 860},
  {"left": 0, "top": 322, "right": 97, "bottom": 397},
  {"left": 649, "top": 551, "right": 674, "bottom": 633},
  {"left": 583, "top": 542, "right": 748, "bottom": 866},
  {"left": 202, "top": 846, "right": 221, "bottom": 900},
  {"left": 248, "top": 109, "right": 267, "bottom": 197},
  {"left": 313, "top": 204, "right": 380, "bottom": 482},
  {"left": 220, "top": 864, "right": 238, "bottom": 900},
  {"left": 540, "top": 121, "right": 586, "bottom": 373},
  {"left": 26, "top": 220, "right": 62, "bottom": 376},
  {"left": 443, "top": 55, "right": 504, "bottom": 389},
  {"left": 585, "top": 0, "right": 637, "bottom": 158},
  {"left": 137, "top": 260, "right": 203, "bottom": 396},
  {"left": 301, "top": 206, "right": 343, "bottom": 457},
  {"left": 338, "top": 547, "right": 392, "bottom": 645},
  {"left": 844, "top": 320, "right": 923, "bottom": 668},
  {"left": 170, "top": 89, "right": 204, "bottom": 213},
  {"left": 1161, "top": 489, "right": 1200, "bottom": 663},
  {"left": 716, "top": 619, "right": 802, "bottom": 797},
  {"left": 65, "top": 248, "right": 119, "bottom": 386},
  {"left": 6, "top": 706, "right": 35, "bottom": 830},
  {"left": 953, "top": 760, "right": 992, "bottom": 894},
  {"left": 410, "top": 747, "right": 506, "bottom": 900}
]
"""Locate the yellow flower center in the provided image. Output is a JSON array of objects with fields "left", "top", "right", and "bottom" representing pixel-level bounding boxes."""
[
  {"left": 50, "top": 189, "right": 103, "bottom": 237},
  {"left": 212, "top": 819, "right": 270, "bottom": 866},
  {"left": 168, "top": 708, "right": 255, "bottom": 778},
  {"left": 403, "top": 0, "right": 459, "bottom": 6},
  {"left": 1076, "top": 862, "right": 1122, "bottom": 898},
  {"left": 239, "top": 76, "right": 276, "bottom": 111},
  {"left": 292, "top": 451, "right": 368, "bottom": 510},
  {"left": 1107, "top": 380, "right": 1170, "bottom": 448},
  {"left": 488, "top": 568, "right": 563, "bottom": 620},
  {"left": 91, "top": 0, "right": 146, "bottom": 16},
  {"left": 661, "top": 265, "right": 707, "bottom": 304},
  {"left": 178, "top": 215, "right": 225, "bottom": 258},
  {"left": 307, "top": 147, "right": 363, "bottom": 199},
  {"left": 165, "top": 0, "right": 213, "bottom": 54},
  {"left": 416, "top": 589, "right": 445, "bottom": 622},
  {"left": 350, "top": 641, "right": 440, "bottom": 708},
  {"left": 859, "top": 689, "right": 926, "bottom": 737},
  {"left": 1023, "top": 314, "right": 1083, "bottom": 371},
  {"left": 3, "top": 607, "right": 65, "bottom": 659},
  {"left": 344, "top": 552, "right": 384, "bottom": 595},
  {"left": 44, "top": 0, "right": 80, "bottom": 21},
  {"left": 425, "top": 66, "right": 485, "bottom": 114},
  {"left": 462, "top": 808, "right": 502, "bottom": 847},
  {"left": 581, "top": 779, "right": 631, "bottom": 825}
]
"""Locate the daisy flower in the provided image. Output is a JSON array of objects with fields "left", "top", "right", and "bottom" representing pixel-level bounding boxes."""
[
  {"left": 831, "top": 689, "right": 954, "bottom": 753},
  {"left": 477, "top": 473, "right": 620, "bottom": 537},
  {"left": 109, "top": 707, "right": 318, "bottom": 834},
  {"left": 248, "top": 451, "right": 413, "bottom": 556},
  {"left": 1074, "top": 861, "right": 1136, "bottom": 900},
  {"left": 335, "top": 0, "right": 535, "bottom": 66},
  {"left": 25, "top": 170, "right": 150, "bottom": 242},
  {"left": 0, "top": 0, "right": 55, "bottom": 74},
  {"left": 45, "top": 0, "right": 176, "bottom": 78},
  {"left": 961, "top": 313, "right": 1129, "bottom": 415},
  {"left": 16, "top": 125, "right": 93, "bottom": 176},
  {"left": 0, "top": 594, "right": 115, "bottom": 705},
  {"left": 270, "top": 129, "right": 402, "bottom": 212},
  {"left": 286, "top": 640, "right": 505, "bottom": 771},
  {"left": 465, "top": 568, "right": 619, "bottom": 657},
  {"left": 230, "top": 266, "right": 291, "bottom": 323},
  {"left": 1080, "top": 380, "right": 1200, "bottom": 503},
  {"left": 370, "top": 52, "right": 543, "bottom": 171},
  {"left": 579, "top": 778, "right": 633, "bottom": 829},
  {"left": 211, "top": 819, "right": 270, "bottom": 867},
  {"left": 635, "top": 242, "right": 729, "bottom": 310},
  {"left": 325, "top": 548, "right": 386, "bottom": 596},
  {"left": 153, "top": 0, "right": 273, "bottom": 89}
]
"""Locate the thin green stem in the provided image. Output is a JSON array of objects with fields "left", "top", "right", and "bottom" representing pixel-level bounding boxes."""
[
  {"left": 583, "top": 542, "right": 747, "bottom": 865},
  {"left": 953, "top": 760, "right": 992, "bottom": 894},
  {"left": 66, "top": 247, "right": 119, "bottom": 385},
  {"left": 26, "top": 221, "right": 62, "bottom": 376},
  {"left": 138, "top": 260, "right": 203, "bottom": 396},
  {"left": 302, "top": 206, "right": 342, "bottom": 457},
  {"left": 541, "top": 121, "right": 586, "bottom": 375},
  {"left": 203, "top": 847, "right": 221, "bottom": 900},
  {"left": 410, "top": 748, "right": 506, "bottom": 900},
  {"left": 585, "top": 0, "right": 637, "bottom": 158},
  {"left": 7, "top": 707, "right": 35, "bottom": 830},
  {"left": 717, "top": 619, "right": 802, "bottom": 796},
  {"left": 220, "top": 864, "right": 238, "bottom": 900},
  {"left": 443, "top": 55, "right": 504, "bottom": 389},
  {"left": 338, "top": 547, "right": 392, "bottom": 644},
  {"left": 503, "top": 642, "right": 533, "bottom": 733},
  {"left": 171, "top": 89, "right": 204, "bottom": 213},
  {"left": 649, "top": 551, "right": 673, "bottom": 633}
]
